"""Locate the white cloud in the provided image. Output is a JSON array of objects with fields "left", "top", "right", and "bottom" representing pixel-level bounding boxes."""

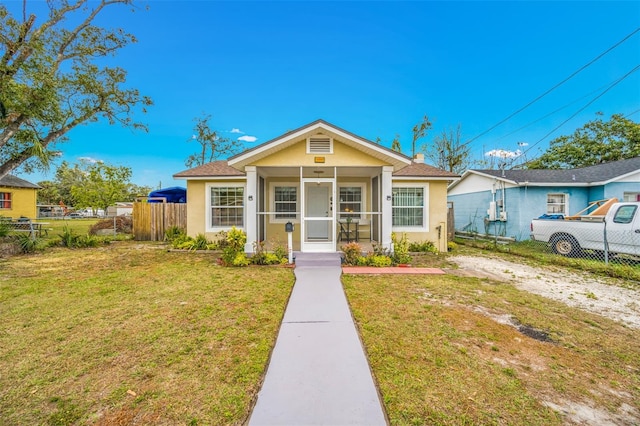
[
  {"left": 238, "top": 135, "right": 258, "bottom": 143},
  {"left": 230, "top": 128, "right": 244, "bottom": 134},
  {"left": 485, "top": 149, "right": 521, "bottom": 159},
  {"left": 78, "top": 156, "right": 101, "bottom": 164}
]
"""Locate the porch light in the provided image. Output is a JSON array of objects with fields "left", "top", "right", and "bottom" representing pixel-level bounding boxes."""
[
  {"left": 386, "top": 195, "right": 392, "bottom": 201},
  {"left": 248, "top": 195, "right": 254, "bottom": 201}
]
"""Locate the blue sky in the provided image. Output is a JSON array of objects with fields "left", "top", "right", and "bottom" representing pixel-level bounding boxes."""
[{"left": 11, "top": 0, "right": 640, "bottom": 189}]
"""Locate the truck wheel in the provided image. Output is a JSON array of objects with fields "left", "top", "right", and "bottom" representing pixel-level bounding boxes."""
[{"left": 551, "top": 235, "right": 581, "bottom": 257}]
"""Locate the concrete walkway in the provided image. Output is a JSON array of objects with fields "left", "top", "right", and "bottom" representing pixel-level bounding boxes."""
[{"left": 248, "top": 252, "right": 387, "bottom": 426}]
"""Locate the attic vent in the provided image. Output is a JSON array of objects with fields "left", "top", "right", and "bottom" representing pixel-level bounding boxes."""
[{"left": 307, "top": 137, "right": 333, "bottom": 154}]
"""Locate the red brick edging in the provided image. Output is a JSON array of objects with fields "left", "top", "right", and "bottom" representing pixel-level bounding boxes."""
[{"left": 341, "top": 266, "right": 445, "bottom": 275}]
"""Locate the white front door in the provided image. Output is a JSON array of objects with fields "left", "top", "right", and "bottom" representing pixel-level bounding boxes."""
[
  {"left": 302, "top": 181, "right": 335, "bottom": 252},
  {"left": 307, "top": 185, "right": 330, "bottom": 239}
]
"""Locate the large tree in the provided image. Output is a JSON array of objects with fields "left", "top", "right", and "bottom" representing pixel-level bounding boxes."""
[
  {"left": 185, "top": 115, "right": 239, "bottom": 168},
  {"left": 38, "top": 160, "right": 151, "bottom": 206},
  {"left": 526, "top": 113, "right": 640, "bottom": 169},
  {"left": 0, "top": 0, "right": 152, "bottom": 180},
  {"left": 70, "top": 160, "right": 132, "bottom": 212},
  {"left": 421, "top": 124, "right": 471, "bottom": 174}
]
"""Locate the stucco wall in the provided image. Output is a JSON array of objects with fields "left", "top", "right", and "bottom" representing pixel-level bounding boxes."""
[
  {"left": 602, "top": 182, "right": 640, "bottom": 201},
  {"left": 186, "top": 179, "right": 248, "bottom": 241},
  {"left": 449, "top": 186, "right": 597, "bottom": 241},
  {"left": 393, "top": 179, "right": 449, "bottom": 252},
  {"left": 0, "top": 186, "right": 37, "bottom": 219}
]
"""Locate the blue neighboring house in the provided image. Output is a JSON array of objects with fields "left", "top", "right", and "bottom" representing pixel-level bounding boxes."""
[{"left": 447, "top": 157, "right": 640, "bottom": 241}]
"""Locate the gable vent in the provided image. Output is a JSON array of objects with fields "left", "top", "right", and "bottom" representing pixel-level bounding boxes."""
[{"left": 307, "top": 137, "right": 333, "bottom": 154}]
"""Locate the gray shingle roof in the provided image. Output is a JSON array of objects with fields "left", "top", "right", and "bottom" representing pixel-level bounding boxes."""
[
  {"left": 0, "top": 174, "right": 39, "bottom": 189},
  {"left": 393, "top": 162, "right": 460, "bottom": 178},
  {"left": 474, "top": 157, "right": 640, "bottom": 184}
]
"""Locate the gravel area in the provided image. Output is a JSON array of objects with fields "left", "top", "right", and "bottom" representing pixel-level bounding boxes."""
[{"left": 447, "top": 255, "right": 640, "bottom": 329}]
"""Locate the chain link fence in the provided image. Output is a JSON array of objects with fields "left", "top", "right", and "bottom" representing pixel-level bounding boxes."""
[
  {"left": 456, "top": 226, "right": 640, "bottom": 279},
  {"left": 532, "top": 226, "right": 640, "bottom": 267}
]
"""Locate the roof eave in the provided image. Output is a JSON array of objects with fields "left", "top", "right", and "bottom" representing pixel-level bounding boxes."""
[{"left": 228, "top": 120, "right": 411, "bottom": 170}]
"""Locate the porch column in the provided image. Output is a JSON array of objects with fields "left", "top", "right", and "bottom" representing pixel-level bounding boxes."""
[
  {"left": 245, "top": 166, "right": 257, "bottom": 253},
  {"left": 381, "top": 166, "right": 393, "bottom": 251}
]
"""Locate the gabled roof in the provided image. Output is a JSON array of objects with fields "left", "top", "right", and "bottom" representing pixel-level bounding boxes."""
[
  {"left": 0, "top": 174, "right": 39, "bottom": 189},
  {"left": 449, "top": 156, "right": 640, "bottom": 189},
  {"left": 174, "top": 161, "right": 246, "bottom": 179},
  {"left": 228, "top": 119, "right": 412, "bottom": 170}
]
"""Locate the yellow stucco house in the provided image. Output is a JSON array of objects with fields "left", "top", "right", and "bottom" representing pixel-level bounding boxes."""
[
  {"left": 174, "top": 119, "right": 459, "bottom": 253},
  {"left": 0, "top": 175, "right": 39, "bottom": 219}
]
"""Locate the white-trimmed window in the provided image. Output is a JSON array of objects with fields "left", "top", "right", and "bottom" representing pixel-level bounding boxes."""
[
  {"left": 392, "top": 185, "right": 428, "bottom": 229},
  {"left": 209, "top": 184, "right": 244, "bottom": 229},
  {"left": 623, "top": 192, "right": 640, "bottom": 202},
  {"left": 273, "top": 185, "right": 298, "bottom": 221},
  {"left": 546, "top": 193, "right": 568, "bottom": 215},
  {"left": 339, "top": 186, "right": 363, "bottom": 220},
  {"left": 0, "top": 192, "right": 11, "bottom": 209}
]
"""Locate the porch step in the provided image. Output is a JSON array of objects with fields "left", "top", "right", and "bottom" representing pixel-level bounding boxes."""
[{"left": 294, "top": 252, "right": 343, "bottom": 267}]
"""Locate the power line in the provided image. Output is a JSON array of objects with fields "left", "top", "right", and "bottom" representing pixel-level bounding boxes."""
[
  {"left": 491, "top": 83, "right": 611, "bottom": 143},
  {"left": 520, "top": 63, "right": 640, "bottom": 159},
  {"left": 467, "top": 26, "right": 640, "bottom": 144}
]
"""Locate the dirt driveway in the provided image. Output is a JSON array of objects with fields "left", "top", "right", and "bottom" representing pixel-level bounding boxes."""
[{"left": 447, "top": 255, "right": 640, "bottom": 329}]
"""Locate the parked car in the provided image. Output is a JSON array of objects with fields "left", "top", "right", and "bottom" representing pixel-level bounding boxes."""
[{"left": 530, "top": 202, "right": 640, "bottom": 257}]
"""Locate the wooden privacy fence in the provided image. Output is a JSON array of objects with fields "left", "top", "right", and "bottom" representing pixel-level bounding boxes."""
[{"left": 133, "top": 202, "right": 187, "bottom": 241}]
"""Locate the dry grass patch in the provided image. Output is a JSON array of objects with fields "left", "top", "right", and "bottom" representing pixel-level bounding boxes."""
[
  {"left": 343, "top": 273, "right": 640, "bottom": 425},
  {"left": 0, "top": 242, "right": 294, "bottom": 425}
]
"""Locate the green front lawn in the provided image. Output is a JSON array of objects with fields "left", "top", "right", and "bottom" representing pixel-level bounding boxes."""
[
  {"left": 0, "top": 243, "right": 294, "bottom": 425},
  {"left": 344, "top": 268, "right": 640, "bottom": 425}
]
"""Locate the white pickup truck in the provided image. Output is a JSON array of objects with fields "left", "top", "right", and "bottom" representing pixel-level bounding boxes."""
[{"left": 530, "top": 202, "right": 640, "bottom": 257}]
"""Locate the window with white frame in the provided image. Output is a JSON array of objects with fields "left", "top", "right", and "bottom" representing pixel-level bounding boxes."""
[
  {"left": 546, "top": 193, "right": 567, "bottom": 215},
  {"left": 339, "top": 186, "right": 362, "bottom": 220},
  {"left": 274, "top": 186, "right": 297, "bottom": 220},
  {"left": 210, "top": 186, "right": 244, "bottom": 228},
  {"left": 392, "top": 186, "right": 425, "bottom": 227},
  {"left": 623, "top": 192, "right": 640, "bottom": 202},
  {"left": 0, "top": 192, "right": 11, "bottom": 209}
]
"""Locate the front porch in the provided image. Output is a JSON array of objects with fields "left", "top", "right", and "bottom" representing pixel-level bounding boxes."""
[{"left": 247, "top": 165, "right": 393, "bottom": 254}]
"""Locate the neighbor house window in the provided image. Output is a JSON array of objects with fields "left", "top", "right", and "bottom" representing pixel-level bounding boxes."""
[
  {"left": 0, "top": 192, "right": 11, "bottom": 209},
  {"left": 339, "top": 186, "right": 362, "bottom": 220},
  {"left": 546, "top": 193, "right": 567, "bottom": 215},
  {"left": 274, "top": 186, "right": 297, "bottom": 220},
  {"left": 210, "top": 186, "right": 244, "bottom": 228},
  {"left": 623, "top": 192, "right": 640, "bottom": 202},
  {"left": 392, "top": 186, "right": 425, "bottom": 228}
]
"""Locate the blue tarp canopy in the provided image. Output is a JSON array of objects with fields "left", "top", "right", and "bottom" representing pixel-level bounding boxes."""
[{"left": 148, "top": 187, "right": 186, "bottom": 203}]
